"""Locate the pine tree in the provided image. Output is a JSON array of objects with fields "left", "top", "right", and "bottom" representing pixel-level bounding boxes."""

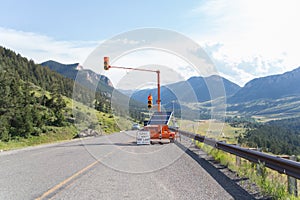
[{"left": 0, "top": 117, "right": 10, "bottom": 141}]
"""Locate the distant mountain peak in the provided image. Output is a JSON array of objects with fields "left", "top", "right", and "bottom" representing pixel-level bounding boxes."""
[
  {"left": 230, "top": 66, "right": 300, "bottom": 103},
  {"left": 76, "top": 64, "right": 83, "bottom": 71},
  {"left": 131, "top": 75, "right": 241, "bottom": 104},
  {"left": 40, "top": 60, "right": 113, "bottom": 87}
]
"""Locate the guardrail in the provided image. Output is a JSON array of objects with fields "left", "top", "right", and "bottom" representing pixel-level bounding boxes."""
[{"left": 169, "top": 127, "right": 300, "bottom": 180}]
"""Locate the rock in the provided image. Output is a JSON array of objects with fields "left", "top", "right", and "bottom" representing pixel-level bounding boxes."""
[{"left": 74, "top": 129, "right": 101, "bottom": 138}]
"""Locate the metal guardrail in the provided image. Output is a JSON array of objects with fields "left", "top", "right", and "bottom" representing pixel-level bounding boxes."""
[{"left": 169, "top": 127, "right": 300, "bottom": 179}]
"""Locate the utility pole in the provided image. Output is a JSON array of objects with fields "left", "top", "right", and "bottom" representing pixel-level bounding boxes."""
[{"left": 104, "top": 57, "right": 161, "bottom": 112}]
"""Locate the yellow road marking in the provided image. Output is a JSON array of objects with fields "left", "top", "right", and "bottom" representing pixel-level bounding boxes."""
[
  {"left": 36, "top": 160, "right": 99, "bottom": 200},
  {"left": 36, "top": 134, "right": 133, "bottom": 200}
]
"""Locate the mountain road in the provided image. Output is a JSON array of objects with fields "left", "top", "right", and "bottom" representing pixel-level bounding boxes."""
[{"left": 0, "top": 131, "right": 253, "bottom": 200}]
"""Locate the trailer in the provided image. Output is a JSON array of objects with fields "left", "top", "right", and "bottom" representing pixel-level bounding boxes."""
[{"left": 142, "top": 111, "right": 177, "bottom": 144}]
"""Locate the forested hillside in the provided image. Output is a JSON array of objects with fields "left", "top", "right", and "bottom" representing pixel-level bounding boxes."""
[
  {"left": 237, "top": 117, "right": 300, "bottom": 155},
  {"left": 0, "top": 46, "right": 111, "bottom": 142},
  {"left": 41, "top": 59, "right": 147, "bottom": 123},
  {"left": 268, "top": 117, "right": 300, "bottom": 131}
]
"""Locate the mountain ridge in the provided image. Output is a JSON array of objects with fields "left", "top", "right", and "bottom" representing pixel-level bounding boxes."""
[
  {"left": 229, "top": 66, "right": 300, "bottom": 103},
  {"left": 131, "top": 75, "right": 241, "bottom": 104},
  {"left": 40, "top": 59, "right": 300, "bottom": 119},
  {"left": 41, "top": 60, "right": 113, "bottom": 88}
]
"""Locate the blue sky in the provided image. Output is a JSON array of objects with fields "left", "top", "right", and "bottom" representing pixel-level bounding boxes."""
[
  {"left": 1, "top": 0, "right": 300, "bottom": 86},
  {"left": 0, "top": 0, "right": 200, "bottom": 40}
]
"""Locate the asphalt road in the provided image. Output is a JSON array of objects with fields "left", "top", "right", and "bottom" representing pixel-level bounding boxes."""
[{"left": 0, "top": 131, "right": 254, "bottom": 200}]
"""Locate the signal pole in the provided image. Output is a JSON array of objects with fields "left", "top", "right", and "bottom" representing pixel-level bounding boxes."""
[
  {"left": 104, "top": 57, "right": 161, "bottom": 112},
  {"left": 157, "top": 70, "right": 161, "bottom": 112}
]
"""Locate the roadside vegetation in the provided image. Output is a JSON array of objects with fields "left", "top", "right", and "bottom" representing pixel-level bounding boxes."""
[
  {"left": 0, "top": 46, "right": 133, "bottom": 151},
  {"left": 180, "top": 116, "right": 300, "bottom": 199},
  {"left": 237, "top": 117, "right": 300, "bottom": 156},
  {"left": 197, "top": 142, "right": 299, "bottom": 200}
]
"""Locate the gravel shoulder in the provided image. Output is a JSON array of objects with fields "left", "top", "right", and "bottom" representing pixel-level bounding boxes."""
[{"left": 178, "top": 137, "right": 272, "bottom": 200}]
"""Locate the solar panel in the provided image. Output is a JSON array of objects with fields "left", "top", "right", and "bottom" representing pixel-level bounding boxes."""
[{"left": 148, "top": 112, "right": 173, "bottom": 125}]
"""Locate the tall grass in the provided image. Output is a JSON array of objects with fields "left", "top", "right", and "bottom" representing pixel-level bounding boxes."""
[
  {"left": 0, "top": 126, "right": 76, "bottom": 151},
  {"left": 195, "top": 141, "right": 299, "bottom": 200}
]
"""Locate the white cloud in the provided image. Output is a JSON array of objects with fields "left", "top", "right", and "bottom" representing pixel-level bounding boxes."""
[
  {"left": 2, "top": 0, "right": 300, "bottom": 89},
  {"left": 0, "top": 27, "right": 99, "bottom": 64},
  {"left": 191, "top": 0, "right": 300, "bottom": 86},
  {"left": 0, "top": 27, "right": 216, "bottom": 89},
  {"left": 103, "top": 50, "right": 197, "bottom": 89}
]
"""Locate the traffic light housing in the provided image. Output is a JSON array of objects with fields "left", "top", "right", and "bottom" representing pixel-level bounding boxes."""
[
  {"left": 148, "top": 100, "right": 152, "bottom": 109},
  {"left": 147, "top": 94, "right": 152, "bottom": 109},
  {"left": 104, "top": 57, "right": 110, "bottom": 70}
]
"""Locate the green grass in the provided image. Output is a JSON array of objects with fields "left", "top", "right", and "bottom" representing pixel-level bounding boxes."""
[
  {"left": 195, "top": 141, "right": 300, "bottom": 199},
  {"left": 179, "top": 119, "right": 244, "bottom": 143},
  {"left": 71, "top": 100, "right": 126, "bottom": 134},
  {"left": 182, "top": 119, "right": 300, "bottom": 199},
  {"left": 1, "top": 83, "right": 139, "bottom": 152},
  {"left": 0, "top": 126, "right": 77, "bottom": 151},
  {"left": 0, "top": 88, "right": 124, "bottom": 151}
]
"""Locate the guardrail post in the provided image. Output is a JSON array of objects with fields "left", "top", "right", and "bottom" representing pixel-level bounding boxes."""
[
  {"left": 255, "top": 148, "right": 263, "bottom": 176},
  {"left": 235, "top": 144, "right": 241, "bottom": 167},
  {"left": 288, "top": 155, "right": 298, "bottom": 197},
  {"left": 174, "top": 128, "right": 300, "bottom": 181}
]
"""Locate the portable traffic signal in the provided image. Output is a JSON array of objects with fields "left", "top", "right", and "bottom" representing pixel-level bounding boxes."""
[
  {"left": 148, "top": 100, "right": 152, "bottom": 109},
  {"left": 147, "top": 94, "right": 153, "bottom": 109},
  {"left": 104, "top": 57, "right": 110, "bottom": 70}
]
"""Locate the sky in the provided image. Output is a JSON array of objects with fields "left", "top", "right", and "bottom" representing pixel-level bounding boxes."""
[{"left": 1, "top": 0, "right": 300, "bottom": 87}]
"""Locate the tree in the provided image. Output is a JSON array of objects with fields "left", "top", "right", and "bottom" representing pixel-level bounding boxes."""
[{"left": 0, "top": 117, "right": 10, "bottom": 141}]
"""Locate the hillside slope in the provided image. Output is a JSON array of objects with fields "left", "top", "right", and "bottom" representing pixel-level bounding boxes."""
[
  {"left": 230, "top": 67, "right": 300, "bottom": 103},
  {"left": 41, "top": 60, "right": 148, "bottom": 119},
  {"left": 41, "top": 60, "right": 113, "bottom": 93},
  {"left": 0, "top": 46, "right": 117, "bottom": 144},
  {"left": 131, "top": 75, "right": 241, "bottom": 104}
]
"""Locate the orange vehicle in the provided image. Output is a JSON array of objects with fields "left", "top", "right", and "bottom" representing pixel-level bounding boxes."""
[{"left": 143, "top": 111, "right": 177, "bottom": 143}]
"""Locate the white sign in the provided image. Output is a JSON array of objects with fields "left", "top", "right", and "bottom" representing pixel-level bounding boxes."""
[{"left": 136, "top": 131, "right": 150, "bottom": 145}]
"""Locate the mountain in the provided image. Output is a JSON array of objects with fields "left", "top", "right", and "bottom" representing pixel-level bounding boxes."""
[
  {"left": 131, "top": 75, "right": 241, "bottom": 104},
  {"left": 41, "top": 60, "right": 148, "bottom": 117},
  {"left": 0, "top": 46, "right": 130, "bottom": 144},
  {"left": 229, "top": 67, "right": 300, "bottom": 103},
  {"left": 40, "top": 60, "right": 79, "bottom": 79},
  {"left": 40, "top": 60, "right": 300, "bottom": 120},
  {"left": 41, "top": 60, "right": 113, "bottom": 92},
  {"left": 0, "top": 46, "right": 97, "bottom": 140}
]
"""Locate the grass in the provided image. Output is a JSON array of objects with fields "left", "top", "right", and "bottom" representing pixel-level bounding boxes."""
[
  {"left": 178, "top": 118, "right": 299, "bottom": 199},
  {"left": 0, "top": 106, "right": 128, "bottom": 152},
  {"left": 0, "top": 126, "right": 77, "bottom": 151},
  {"left": 0, "top": 89, "right": 126, "bottom": 151},
  {"left": 195, "top": 138, "right": 300, "bottom": 199},
  {"left": 179, "top": 119, "right": 244, "bottom": 143}
]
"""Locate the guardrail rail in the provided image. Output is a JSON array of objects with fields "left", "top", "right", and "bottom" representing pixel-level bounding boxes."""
[{"left": 169, "top": 127, "right": 300, "bottom": 180}]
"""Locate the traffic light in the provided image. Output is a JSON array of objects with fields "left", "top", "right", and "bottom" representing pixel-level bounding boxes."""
[
  {"left": 148, "top": 100, "right": 152, "bottom": 109},
  {"left": 104, "top": 57, "right": 110, "bottom": 70},
  {"left": 147, "top": 94, "right": 152, "bottom": 109}
]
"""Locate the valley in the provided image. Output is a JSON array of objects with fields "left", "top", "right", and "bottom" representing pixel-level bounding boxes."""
[{"left": 1, "top": 45, "right": 300, "bottom": 158}]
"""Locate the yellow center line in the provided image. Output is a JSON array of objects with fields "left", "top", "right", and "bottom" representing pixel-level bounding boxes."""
[
  {"left": 36, "top": 160, "right": 99, "bottom": 200},
  {"left": 36, "top": 135, "right": 133, "bottom": 200}
]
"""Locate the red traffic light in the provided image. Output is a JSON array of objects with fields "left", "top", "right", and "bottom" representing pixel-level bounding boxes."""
[
  {"left": 148, "top": 94, "right": 152, "bottom": 109},
  {"left": 104, "top": 57, "right": 110, "bottom": 70},
  {"left": 148, "top": 100, "right": 152, "bottom": 109}
]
